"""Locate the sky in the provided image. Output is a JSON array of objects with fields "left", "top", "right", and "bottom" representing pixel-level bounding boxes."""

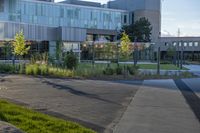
[{"left": 55, "top": 0, "right": 200, "bottom": 37}]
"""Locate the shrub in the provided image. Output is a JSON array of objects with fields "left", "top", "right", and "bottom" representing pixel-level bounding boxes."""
[
  {"left": 127, "top": 66, "right": 138, "bottom": 75},
  {"left": 103, "top": 67, "right": 114, "bottom": 75},
  {"left": 180, "top": 71, "right": 193, "bottom": 78},
  {"left": 25, "top": 64, "right": 40, "bottom": 76},
  {"left": 64, "top": 51, "right": 78, "bottom": 70},
  {"left": 48, "top": 67, "right": 74, "bottom": 77},
  {"left": 115, "top": 66, "right": 123, "bottom": 75},
  {"left": 25, "top": 65, "right": 33, "bottom": 75},
  {"left": 32, "top": 64, "right": 40, "bottom": 75},
  {"left": 40, "top": 65, "right": 48, "bottom": 76},
  {"left": 0, "top": 63, "right": 15, "bottom": 73}
]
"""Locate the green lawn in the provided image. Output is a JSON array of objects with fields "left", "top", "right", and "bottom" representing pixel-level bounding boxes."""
[
  {"left": 138, "top": 64, "right": 188, "bottom": 70},
  {"left": 0, "top": 99, "right": 95, "bottom": 133}
]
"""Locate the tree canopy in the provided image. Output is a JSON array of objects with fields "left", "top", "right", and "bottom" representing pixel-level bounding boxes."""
[
  {"left": 12, "top": 31, "right": 30, "bottom": 57},
  {"left": 120, "top": 17, "right": 152, "bottom": 42},
  {"left": 120, "top": 32, "right": 132, "bottom": 60}
]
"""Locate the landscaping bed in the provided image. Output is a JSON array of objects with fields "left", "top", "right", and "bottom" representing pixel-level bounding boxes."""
[
  {"left": 0, "top": 62, "right": 195, "bottom": 80},
  {"left": 0, "top": 99, "right": 95, "bottom": 133}
]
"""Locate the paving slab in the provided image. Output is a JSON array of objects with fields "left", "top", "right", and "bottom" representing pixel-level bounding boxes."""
[
  {"left": 182, "top": 78, "right": 200, "bottom": 98},
  {"left": 0, "top": 75, "right": 140, "bottom": 133},
  {"left": 114, "top": 79, "right": 200, "bottom": 133}
]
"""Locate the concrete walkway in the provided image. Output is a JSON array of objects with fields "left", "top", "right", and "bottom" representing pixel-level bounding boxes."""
[
  {"left": 114, "top": 79, "right": 200, "bottom": 133},
  {"left": 0, "top": 75, "right": 141, "bottom": 133},
  {"left": 1, "top": 75, "right": 200, "bottom": 133}
]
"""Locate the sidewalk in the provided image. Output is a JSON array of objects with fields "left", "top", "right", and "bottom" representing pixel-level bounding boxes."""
[{"left": 114, "top": 79, "right": 200, "bottom": 133}]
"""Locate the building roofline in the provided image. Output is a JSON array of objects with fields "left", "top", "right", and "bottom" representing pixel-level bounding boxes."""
[
  {"left": 161, "top": 37, "right": 200, "bottom": 39},
  {"left": 23, "top": 0, "right": 128, "bottom": 12}
]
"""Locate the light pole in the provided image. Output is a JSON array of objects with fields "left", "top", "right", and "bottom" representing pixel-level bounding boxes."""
[
  {"left": 177, "top": 43, "right": 180, "bottom": 67},
  {"left": 134, "top": 37, "right": 138, "bottom": 67},
  {"left": 180, "top": 41, "right": 184, "bottom": 69},
  {"left": 157, "top": 46, "right": 160, "bottom": 75},
  {"left": 92, "top": 41, "right": 95, "bottom": 68}
]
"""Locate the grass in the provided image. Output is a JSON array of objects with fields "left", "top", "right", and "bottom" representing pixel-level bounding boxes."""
[
  {"left": 138, "top": 64, "right": 188, "bottom": 70},
  {"left": 0, "top": 99, "right": 95, "bottom": 133},
  {"left": 78, "top": 63, "right": 187, "bottom": 71}
]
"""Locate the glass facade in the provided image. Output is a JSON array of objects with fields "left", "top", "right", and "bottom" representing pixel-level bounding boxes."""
[{"left": 0, "top": 0, "right": 129, "bottom": 30}]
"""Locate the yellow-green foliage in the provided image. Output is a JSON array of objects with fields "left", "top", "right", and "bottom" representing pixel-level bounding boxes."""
[
  {"left": 25, "top": 64, "right": 74, "bottom": 77},
  {"left": 120, "top": 32, "right": 131, "bottom": 60},
  {"left": 12, "top": 31, "right": 30, "bottom": 56}
]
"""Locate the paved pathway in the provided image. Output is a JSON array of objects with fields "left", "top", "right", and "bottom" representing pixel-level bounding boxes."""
[
  {"left": 0, "top": 75, "right": 141, "bottom": 133},
  {"left": 1, "top": 75, "right": 200, "bottom": 133},
  {"left": 114, "top": 79, "right": 200, "bottom": 133}
]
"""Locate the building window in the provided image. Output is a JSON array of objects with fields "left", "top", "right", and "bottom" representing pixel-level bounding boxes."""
[
  {"left": 184, "top": 42, "right": 187, "bottom": 47},
  {"left": 179, "top": 42, "right": 182, "bottom": 46},
  {"left": 173, "top": 42, "right": 177, "bottom": 46},
  {"left": 165, "top": 42, "right": 169, "bottom": 46},
  {"left": 194, "top": 42, "right": 199, "bottom": 47},
  {"left": 124, "top": 15, "right": 127, "bottom": 24},
  {"left": 132, "top": 13, "right": 134, "bottom": 24},
  {"left": 189, "top": 42, "right": 193, "bottom": 47},
  {"left": 0, "top": 0, "right": 4, "bottom": 12}
]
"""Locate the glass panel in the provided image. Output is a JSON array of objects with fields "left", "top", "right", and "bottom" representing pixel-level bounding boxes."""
[{"left": 2, "top": 0, "right": 129, "bottom": 30}]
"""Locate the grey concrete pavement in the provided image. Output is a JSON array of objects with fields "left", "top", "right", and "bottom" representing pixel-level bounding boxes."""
[
  {"left": 114, "top": 79, "right": 200, "bottom": 133},
  {"left": 0, "top": 75, "right": 140, "bottom": 133},
  {"left": 182, "top": 78, "right": 200, "bottom": 98},
  {"left": 1, "top": 75, "right": 200, "bottom": 133}
]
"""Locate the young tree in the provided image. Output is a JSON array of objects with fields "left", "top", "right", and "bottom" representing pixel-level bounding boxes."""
[
  {"left": 120, "top": 17, "right": 152, "bottom": 42},
  {"left": 166, "top": 46, "right": 176, "bottom": 63},
  {"left": 120, "top": 32, "right": 131, "bottom": 60},
  {"left": 12, "top": 31, "right": 30, "bottom": 58},
  {"left": 2, "top": 42, "right": 12, "bottom": 60}
]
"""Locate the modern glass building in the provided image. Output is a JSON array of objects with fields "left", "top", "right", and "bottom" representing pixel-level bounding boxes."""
[
  {"left": 1, "top": 0, "right": 129, "bottom": 30},
  {"left": 1, "top": 0, "right": 199, "bottom": 61},
  {"left": 0, "top": 0, "right": 133, "bottom": 57}
]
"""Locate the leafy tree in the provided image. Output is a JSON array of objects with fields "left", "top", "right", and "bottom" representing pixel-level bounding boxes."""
[
  {"left": 64, "top": 50, "right": 78, "bottom": 70},
  {"left": 166, "top": 47, "right": 176, "bottom": 60},
  {"left": 2, "top": 42, "right": 12, "bottom": 60},
  {"left": 56, "top": 40, "right": 63, "bottom": 61},
  {"left": 104, "top": 43, "right": 113, "bottom": 60},
  {"left": 120, "top": 17, "right": 152, "bottom": 42},
  {"left": 12, "top": 31, "right": 30, "bottom": 58},
  {"left": 120, "top": 32, "right": 132, "bottom": 60}
]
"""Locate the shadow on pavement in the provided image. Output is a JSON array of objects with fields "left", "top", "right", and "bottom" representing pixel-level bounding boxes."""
[
  {"left": 175, "top": 79, "right": 200, "bottom": 123},
  {"left": 42, "top": 80, "right": 121, "bottom": 106}
]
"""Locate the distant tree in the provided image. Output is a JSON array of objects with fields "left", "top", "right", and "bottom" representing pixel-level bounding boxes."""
[
  {"left": 12, "top": 31, "right": 30, "bottom": 58},
  {"left": 56, "top": 40, "right": 63, "bottom": 63},
  {"left": 120, "top": 32, "right": 132, "bottom": 60},
  {"left": 2, "top": 42, "right": 12, "bottom": 60},
  {"left": 120, "top": 17, "right": 152, "bottom": 42},
  {"left": 166, "top": 47, "right": 176, "bottom": 60},
  {"left": 64, "top": 50, "right": 78, "bottom": 70}
]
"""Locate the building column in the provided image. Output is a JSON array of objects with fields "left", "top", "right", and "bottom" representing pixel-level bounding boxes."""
[{"left": 49, "top": 41, "right": 57, "bottom": 58}]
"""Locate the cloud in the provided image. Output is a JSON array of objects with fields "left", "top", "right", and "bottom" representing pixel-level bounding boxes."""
[{"left": 161, "top": 30, "right": 176, "bottom": 37}]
